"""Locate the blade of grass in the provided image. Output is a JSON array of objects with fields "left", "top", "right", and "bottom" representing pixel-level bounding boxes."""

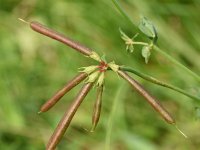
[
  {"left": 111, "top": 0, "right": 136, "bottom": 26},
  {"left": 154, "top": 46, "right": 200, "bottom": 82},
  {"left": 105, "top": 83, "right": 127, "bottom": 150}
]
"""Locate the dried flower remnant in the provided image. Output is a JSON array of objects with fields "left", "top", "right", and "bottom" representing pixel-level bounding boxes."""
[
  {"left": 79, "top": 65, "right": 99, "bottom": 74},
  {"left": 96, "top": 72, "right": 105, "bottom": 87},
  {"left": 98, "top": 61, "right": 108, "bottom": 72}
]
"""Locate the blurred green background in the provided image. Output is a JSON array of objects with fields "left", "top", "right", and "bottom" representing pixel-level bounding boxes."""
[{"left": 0, "top": 0, "right": 200, "bottom": 149}]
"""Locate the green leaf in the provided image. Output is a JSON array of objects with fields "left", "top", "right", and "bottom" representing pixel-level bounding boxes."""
[
  {"left": 138, "top": 17, "right": 157, "bottom": 40},
  {"left": 142, "top": 46, "right": 151, "bottom": 64}
]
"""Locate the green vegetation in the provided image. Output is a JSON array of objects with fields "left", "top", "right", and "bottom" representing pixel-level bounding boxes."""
[{"left": 0, "top": 0, "right": 200, "bottom": 149}]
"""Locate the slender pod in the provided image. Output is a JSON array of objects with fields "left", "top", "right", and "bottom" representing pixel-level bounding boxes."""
[
  {"left": 91, "top": 85, "right": 103, "bottom": 132},
  {"left": 40, "top": 72, "right": 88, "bottom": 113},
  {"left": 117, "top": 70, "right": 175, "bottom": 124},
  {"left": 30, "top": 21, "right": 92, "bottom": 56},
  {"left": 46, "top": 82, "right": 93, "bottom": 150}
]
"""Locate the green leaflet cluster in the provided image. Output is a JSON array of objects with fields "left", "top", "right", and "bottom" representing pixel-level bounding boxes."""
[{"left": 120, "top": 17, "right": 158, "bottom": 64}]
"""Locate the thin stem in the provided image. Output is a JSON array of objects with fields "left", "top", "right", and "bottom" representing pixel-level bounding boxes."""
[
  {"left": 39, "top": 72, "right": 88, "bottom": 113},
  {"left": 46, "top": 82, "right": 93, "bottom": 150},
  {"left": 30, "top": 21, "right": 93, "bottom": 56},
  {"left": 154, "top": 46, "right": 200, "bottom": 82},
  {"left": 118, "top": 70, "right": 175, "bottom": 124},
  {"left": 133, "top": 41, "right": 148, "bottom": 46},
  {"left": 120, "top": 66, "right": 200, "bottom": 102}
]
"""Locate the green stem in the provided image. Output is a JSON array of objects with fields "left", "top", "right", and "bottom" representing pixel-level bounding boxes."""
[
  {"left": 133, "top": 41, "right": 148, "bottom": 46},
  {"left": 111, "top": 0, "right": 200, "bottom": 82},
  {"left": 154, "top": 46, "right": 200, "bottom": 82},
  {"left": 120, "top": 66, "right": 200, "bottom": 102},
  {"left": 111, "top": 0, "right": 136, "bottom": 26}
]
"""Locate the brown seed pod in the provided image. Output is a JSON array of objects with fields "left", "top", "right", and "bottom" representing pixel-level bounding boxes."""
[
  {"left": 46, "top": 82, "right": 93, "bottom": 150},
  {"left": 30, "top": 21, "right": 92, "bottom": 56},
  {"left": 117, "top": 70, "right": 175, "bottom": 124},
  {"left": 40, "top": 72, "right": 88, "bottom": 113},
  {"left": 91, "top": 85, "right": 103, "bottom": 132}
]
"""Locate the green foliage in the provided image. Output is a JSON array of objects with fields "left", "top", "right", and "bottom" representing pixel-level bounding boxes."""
[
  {"left": 138, "top": 17, "right": 157, "bottom": 42},
  {"left": 0, "top": 0, "right": 200, "bottom": 149}
]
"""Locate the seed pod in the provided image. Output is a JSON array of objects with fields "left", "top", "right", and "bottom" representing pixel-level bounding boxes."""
[
  {"left": 117, "top": 70, "right": 175, "bottom": 124},
  {"left": 30, "top": 21, "right": 92, "bottom": 56},
  {"left": 46, "top": 82, "right": 93, "bottom": 150},
  {"left": 91, "top": 85, "right": 103, "bottom": 132},
  {"left": 40, "top": 72, "right": 88, "bottom": 113}
]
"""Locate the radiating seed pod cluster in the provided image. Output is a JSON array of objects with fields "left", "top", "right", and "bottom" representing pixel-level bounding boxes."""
[{"left": 18, "top": 19, "right": 189, "bottom": 149}]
